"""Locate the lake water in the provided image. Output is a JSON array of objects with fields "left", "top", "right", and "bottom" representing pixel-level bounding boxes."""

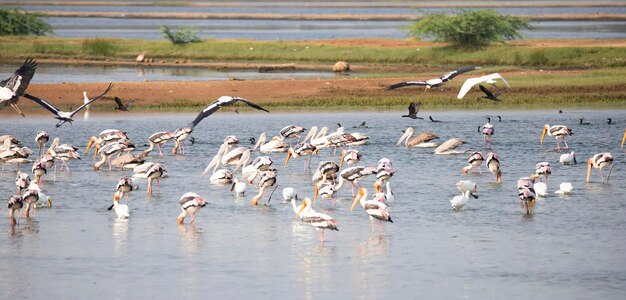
[{"left": 1, "top": 110, "right": 625, "bottom": 299}]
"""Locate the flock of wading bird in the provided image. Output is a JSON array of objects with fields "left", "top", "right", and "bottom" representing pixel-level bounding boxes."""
[{"left": 2, "top": 58, "right": 626, "bottom": 242}]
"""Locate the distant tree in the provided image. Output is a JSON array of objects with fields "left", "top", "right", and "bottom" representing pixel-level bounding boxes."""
[
  {"left": 0, "top": 7, "right": 53, "bottom": 36},
  {"left": 161, "top": 26, "right": 201, "bottom": 44},
  {"left": 409, "top": 10, "right": 531, "bottom": 49}
]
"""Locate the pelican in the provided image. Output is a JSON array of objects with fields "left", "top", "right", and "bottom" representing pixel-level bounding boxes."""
[
  {"left": 8, "top": 194, "right": 23, "bottom": 225},
  {"left": 230, "top": 178, "right": 246, "bottom": 196},
  {"left": 540, "top": 124, "right": 573, "bottom": 151},
  {"left": 220, "top": 147, "right": 252, "bottom": 173},
  {"left": 462, "top": 152, "right": 484, "bottom": 174},
  {"left": 116, "top": 177, "right": 134, "bottom": 203},
  {"left": 280, "top": 125, "right": 306, "bottom": 147},
  {"left": 335, "top": 166, "right": 378, "bottom": 196},
  {"left": 142, "top": 131, "right": 176, "bottom": 157},
  {"left": 586, "top": 153, "right": 613, "bottom": 183},
  {"left": 15, "top": 171, "right": 30, "bottom": 195},
  {"left": 111, "top": 191, "right": 130, "bottom": 219},
  {"left": 559, "top": 151, "right": 577, "bottom": 165},
  {"left": 385, "top": 67, "right": 480, "bottom": 92},
  {"left": 210, "top": 169, "right": 233, "bottom": 184},
  {"left": 177, "top": 192, "right": 207, "bottom": 224},
  {"left": 251, "top": 171, "right": 277, "bottom": 206},
  {"left": 457, "top": 73, "right": 510, "bottom": 100},
  {"left": 0, "top": 57, "right": 37, "bottom": 117},
  {"left": 517, "top": 176, "right": 537, "bottom": 215},
  {"left": 311, "top": 161, "right": 340, "bottom": 184},
  {"left": 187, "top": 96, "right": 269, "bottom": 130},
  {"left": 481, "top": 122, "right": 494, "bottom": 148},
  {"left": 450, "top": 190, "right": 473, "bottom": 210},
  {"left": 252, "top": 132, "right": 289, "bottom": 153},
  {"left": 534, "top": 182, "right": 548, "bottom": 197},
  {"left": 296, "top": 198, "right": 339, "bottom": 243},
  {"left": 31, "top": 158, "right": 47, "bottom": 184},
  {"left": 111, "top": 153, "right": 146, "bottom": 170},
  {"left": 285, "top": 142, "right": 317, "bottom": 173},
  {"left": 555, "top": 183, "right": 573, "bottom": 195},
  {"left": 94, "top": 142, "right": 128, "bottom": 171},
  {"left": 303, "top": 126, "right": 329, "bottom": 144},
  {"left": 47, "top": 138, "right": 80, "bottom": 173},
  {"left": 485, "top": 152, "right": 502, "bottom": 183},
  {"left": 283, "top": 187, "right": 297, "bottom": 202},
  {"left": 396, "top": 128, "right": 439, "bottom": 148},
  {"left": 402, "top": 102, "right": 423, "bottom": 119},
  {"left": 350, "top": 187, "right": 393, "bottom": 234},
  {"left": 23, "top": 83, "right": 112, "bottom": 127},
  {"left": 535, "top": 162, "right": 552, "bottom": 183},
  {"left": 172, "top": 127, "right": 193, "bottom": 155},
  {"left": 434, "top": 138, "right": 466, "bottom": 155},
  {"left": 346, "top": 132, "right": 370, "bottom": 146},
  {"left": 339, "top": 149, "right": 361, "bottom": 169},
  {"left": 35, "top": 131, "right": 49, "bottom": 156}
]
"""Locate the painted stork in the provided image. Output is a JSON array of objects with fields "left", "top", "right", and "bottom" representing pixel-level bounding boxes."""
[
  {"left": 481, "top": 122, "right": 494, "bottom": 148},
  {"left": 586, "top": 153, "right": 613, "bottom": 183},
  {"left": 177, "top": 192, "right": 207, "bottom": 224},
  {"left": 0, "top": 57, "right": 37, "bottom": 117},
  {"left": 284, "top": 142, "right": 317, "bottom": 173},
  {"left": 385, "top": 67, "right": 480, "bottom": 92},
  {"left": 296, "top": 198, "right": 339, "bottom": 243},
  {"left": 335, "top": 166, "right": 378, "bottom": 196},
  {"left": 279, "top": 125, "right": 306, "bottom": 147},
  {"left": 540, "top": 124, "right": 573, "bottom": 151},
  {"left": 187, "top": 96, "right": 269, "bottom": 129},
  {"left": 251, "top": 171, "right": 277, "bottom": 206},
  {"left": 142, "top": 131, "right": 176, "bottom": 157},
  {"left": 485, "top": 152, "right": 502, "bottom": 183},
  {"left": 462, "top": 152, "right": 484, "bottom": 174},
  {"left": 517, "top": 177, "right": 537, "bottom": 215},
  {"left": 350, "top": 187, "right": 393, "bottom": 234},
  {"left": 8, "top": 194, "right": 23, "bottom": 225},
  {"left": 339, "top": 149, "right": 361, "bottom": 169},
  {"left": 535, "top": 162, "right": 552, "bottom": 183},
  {"left": 35, "top": 131, "right": 49, "bottom": 156}
]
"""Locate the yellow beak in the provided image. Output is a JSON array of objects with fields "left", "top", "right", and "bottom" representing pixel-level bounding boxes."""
[
  {"left": 497, "top": 172, "right": 502, "bottom": 184},
  {"left": 313, "top": 183, "right": 319, "bottom": 205},
  {"left": 373, "top": 181, "right": 381, "bottom": 193},
  {"left": 85, "top": 138, "right": 94, "bottom": 155},
  {"left": 296, "top": 201, "right": 306, "bottom": 220},
  {"left": 47, "top": 198, "right": 52, "bottom": 207},
  {"left": 350, "top": 187, "right": 365, "bottom": 212},
  {"left": 540, "top": 126, "right": 547, "bottom": 144},
  {"left": 284, "top": 150, "right": 292, "bottom": 168},
  {"left": 621, "top": 129, "right": 625, "bottom": 148},
  {"left": 586, "top": 159, "right": 593, "bottom": 182},
  {"left": 339, "top": 150, "right": 345, "bottom": 169}
]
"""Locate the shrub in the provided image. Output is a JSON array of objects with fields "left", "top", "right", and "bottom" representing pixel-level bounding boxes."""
[
  {"left": 82, "top": 38, "right": 117, "bottom": 56},
  {"left": 409, "top": 10, "right": 531, "bottom": 49},
  {"left": 161, "top": 26, "right": 201, "bottom": 44},
  {"left": 0, "top": 7, "right": 53, "bottom": 36}
]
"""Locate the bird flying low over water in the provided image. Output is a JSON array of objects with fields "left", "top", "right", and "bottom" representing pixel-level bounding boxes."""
[
  {"left": 188, "top": 96, "right": 270, "bottom": 129},
  {"left": 23, "top": 83, "right": 113, "bottom": 127},
  {"left": 0, "top": 57, "right": 37, "bottom": 117},
  {"left": 402, "top": 102, "right": 423, "bottom": 119},
  {"left": 457, "top": 73, "right": 510, "bottom": 100},
  {"left": 385, "top": 67, "right": 480, "bottom": 92}
]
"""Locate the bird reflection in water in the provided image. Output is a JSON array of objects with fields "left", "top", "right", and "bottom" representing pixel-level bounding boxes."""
[
  {"left": 112, "top": 218, "right": 129, "bottom": 256},
  {"left": 9, "top": 218, "right": 40, "bottom": 238},
  {"left": 178, "top": 223, "right": 202, "bottom": 254}
]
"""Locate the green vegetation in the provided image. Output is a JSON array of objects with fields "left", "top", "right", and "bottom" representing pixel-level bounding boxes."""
[
  {"left": 161, "top": 26, "right": 201, "bottom": 44},
  {"left": 81, "top": 38, "right": 117, "bottom": 56},
  {"left": 0, "top": 7, "right": 53, "bottom": 36},
  {"left": 409, "top": 10, "right": 531, "bottom": 49},
  {"left": 0, "top": 37, "right": 623, "bottom": 68}
]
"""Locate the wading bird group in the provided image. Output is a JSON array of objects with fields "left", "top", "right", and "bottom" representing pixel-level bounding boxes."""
[{"left": 2, "top": 59, "right": 624, "bottom": 244}]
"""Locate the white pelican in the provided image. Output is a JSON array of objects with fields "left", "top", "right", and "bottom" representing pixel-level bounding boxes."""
[
  {"left": 450, "top": 190, "right": 472, "bottom": 210},
  {"left": 555, "top": 183, "right": 573, "bottom": 195},
  {"left": 456, "top": 73, "right": 510, "bottom": 100},
  {"left": 23, "top": 83, "right": 112, "bottom": 127},
  {"left": 111, "top": 191, "right": 130, "bottom": 219},
  {"left": 311, "top": 161, "right": 340, "bottom": 184},
  {"left": 485, "top": 152, "right": 502, "bottom": 184},
  {"left": 251, "top": 171, "right": 277, "bottom": 206},
  {"left": 116, "top": 177, "right": 134, "bottom": 203},
  {"left": 559, "top": 151, "right": 577, "bottom": 165},
  {"left": 339, "top": 149, "right": 361, "bottom": 169},
  {"left": 456, "top": 180, "right": 478, "bottom": 195},
  {"left": 31, "top": 158, "right": 46, "bottom": 184},
  {"left": 187, "top": 96, "right": 269, "bottom": 129},
  {"left": 534, "top": 182, "right": 548, "bottom": 197},
  {"left": 434, "top": 138, "right": 466, "bottom": 155},
  {"left": 111, "top": 153, "right": 146, "bottom": 170},
  {"left": 142, "top": 131, "right": 176, "bottom": 157},
  {"left": 230, "top": 178, "right": 247, "bottom": 196},
  {"left": 350, "top": 187, "right": 393, "bottom": 234},
  {"left": 283, "top": 187, "right": 297, "bottom": 202},
  {"left": 47, "top": 138, "right": 80, "bottom": 173},
  {"left": 177, "top": 192, "right": 207, "bottom": 224},
  {"left": 172, "top": 127, "right": 193, "bottom": 155},
  {"left": 335, "top": 166, "right": 378, "bottom": 196},
  {"left": 535, "top": 162, "right": 552, "bottom": 183},
  {"left": 303, "top": 126, "right": 329, "bottom": 145},
  {"left": 252, "top": 132, "right": 288, "bottom": 153},
  {"left": 517, "top": 176, "right": 537, "bottom": 215},
  {"left": 94, "top": 142, "right": 128, "bottom": 171},
  {"left": 586, "top": 153, "right": 613, "bottom": 183},
  {"left": 35, "top": 131, "right": 49, "bottom": 156},
  {"left": 8, "top": 194, "right": 23, "bottom": 225},
  {"left": 396, "top": 128, "right": 439, "bottom": 148},
  {"left": 285, "top": 142, "right": 317, "bottom": 173},
  {"left": 462, "top": 152, "right": 484, "bottom": 174},
  {"left": 402, "top": 101, "right": 423, "bottom": 119},
  {"left": 279, "top": 125, "right": 306, "bottom": 147},
  {"left": 296, "top": 198, "right": 339, "bottom": 243},
  {"left": 481, "top": 122, "right": 494, "bottom": 148},
  {"left": 15, "top": 171, "right": 30, "bottom": 195},
  {"left": 385, "top": 67, "right": 480, "bottom": 92},
  {"left": 0, "top": 57, "right": 37, "bottom": 117},
  {"left": 220, "top": 147, "right": 252, "bottom": 173},
  {"left": 210, "top": 169, "right": 233, "bottom": 185},
  {"left": 541, "top": 124, "right": 573, "bottom": 151}
]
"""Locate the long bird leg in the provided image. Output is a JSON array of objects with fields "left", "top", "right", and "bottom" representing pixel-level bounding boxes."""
[
  {"left": 157, "top": 144, "right": 163, "bottom": 156},
  {"left": 379, "top": 220, "right": 383, "bottom": 234},
  {"left": 600, "top": 168, "right": 605, "bottom": 183},
  {"left": 147, "top": 178, "right": 153, "bottom": 195},
  {"left": 554, "top": 138, "right": 561, "bottom": 151},
  {"left": 189, "top": 211, "right": 196, "bottom": 224},
  {"left": 317, "top": 228, "right": 324, "bottom": 243},
  {"left": 370, "top": 218, "right": 376, "bottom": 235},
  {"left": 157, "top": 178, "right": 161, "bottom": 194},
  {"left": 563, "top": 137, "right": 569, "bottom": 149}
]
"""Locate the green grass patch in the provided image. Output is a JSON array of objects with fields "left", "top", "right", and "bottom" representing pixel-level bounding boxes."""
[{"left": 81, "top": 38, "right": 118, "bottom": 57}]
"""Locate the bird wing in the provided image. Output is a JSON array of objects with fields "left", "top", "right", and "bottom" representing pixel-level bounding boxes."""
[
  {"left": 478, "top": 85, "right": 496, "bottom": 99},
  {"left": 1, "top": 57, "right": 37, "bottom": 98},
  {"left": 440, "top": 66, "right": 479, "bottom": 82},
  {"left": 70, "top": 83, "right": 113, "bottom": 117},
  {"left": 189, "top": 100, "right": 223, "bottom": 129},
  {"left": 457, "top": 73, "right": 503, "bottom": 99},
  {"left": 384, "top": 81, "right": 428, "bottom": 91},
  {"left": 407, "top": 102, "right": 416, "bottom": 115},
  {"left": 234, "top": 97, "right": 270, "bottom": 113},
  {"left": 493, "top": 87, "right": 508, "bottom": 98},
  {"left": 114, "top": 96, "right": 124, "bottom": 108},
  {"left": 21, "top": 93, "right": 61, "bottom": 116}
]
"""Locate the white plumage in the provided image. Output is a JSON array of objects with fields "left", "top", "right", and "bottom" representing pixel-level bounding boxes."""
[{"left": 555, "top": 183, "right": 573, "bottom": 195}]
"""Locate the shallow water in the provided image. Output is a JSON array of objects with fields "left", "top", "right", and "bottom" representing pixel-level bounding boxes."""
[{"left": 1, "top": 110, "right": 625, "bottom": 299}]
